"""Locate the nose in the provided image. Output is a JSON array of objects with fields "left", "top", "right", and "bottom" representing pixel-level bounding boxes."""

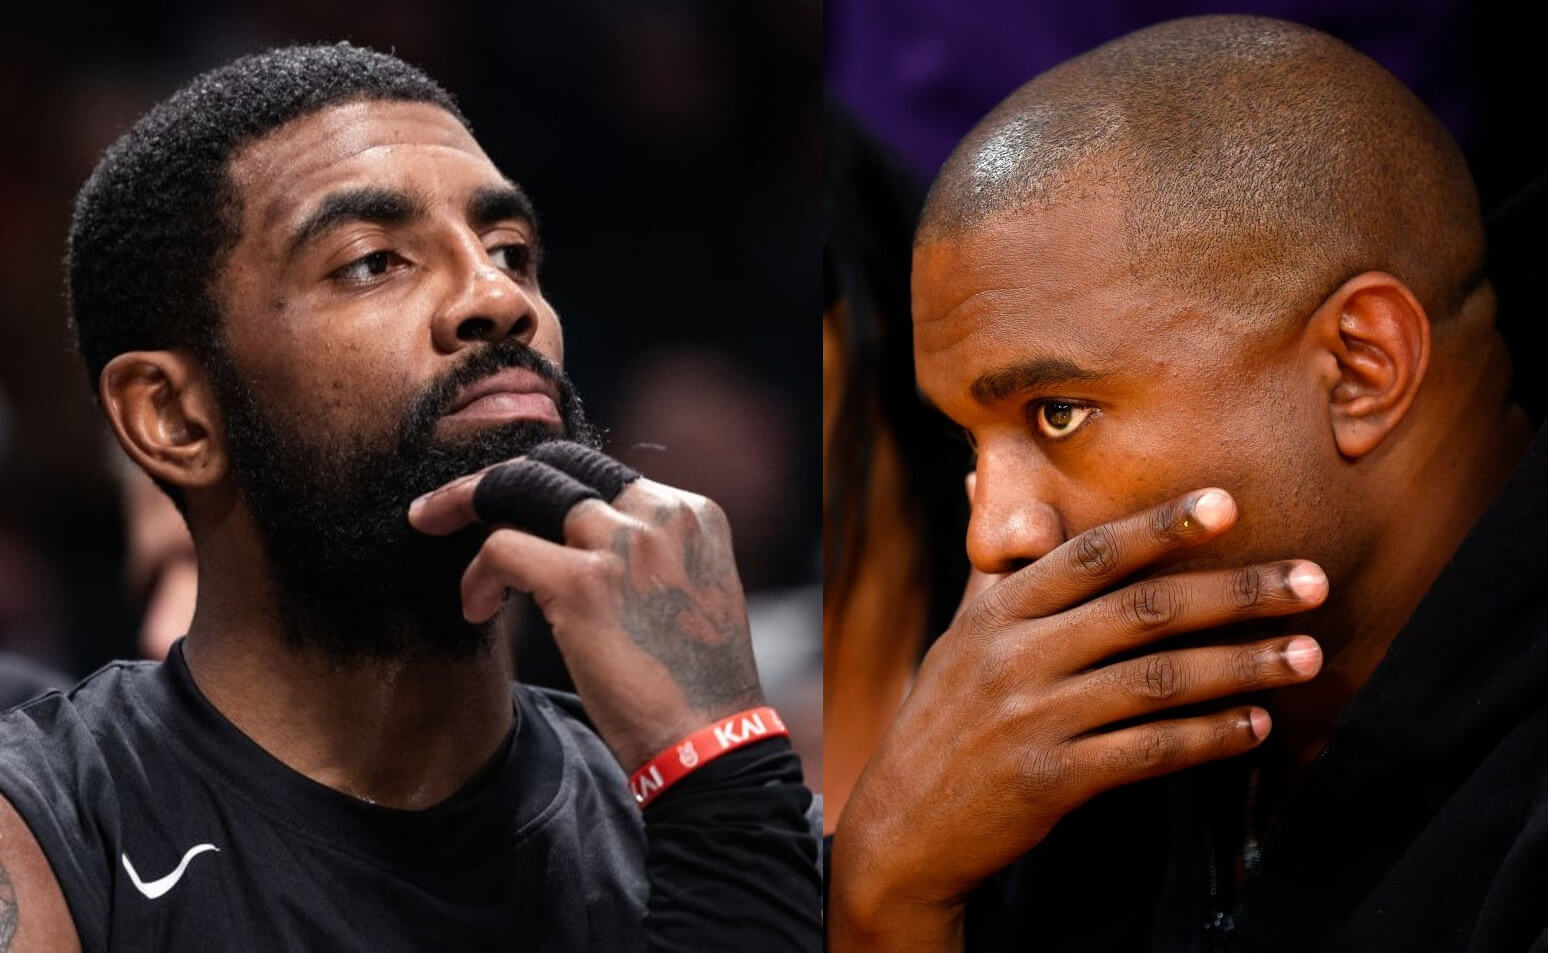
[
  {"left": 431, "top": 243, "right": 538, "bottom": 352},
  {"left": 965, "top": 448, "right": 1065, "bottom": 575}
]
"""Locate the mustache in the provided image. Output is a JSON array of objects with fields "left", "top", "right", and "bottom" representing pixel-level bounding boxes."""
[{"left": 413, "top": 339, "right": 571, "bottom": 421}]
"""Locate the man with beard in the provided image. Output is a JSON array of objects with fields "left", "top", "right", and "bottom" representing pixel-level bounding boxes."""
[
  {"left": 831, "top": 15, "right": 1547, "bottom": 953},
  {"left": 0, "top": 44, "right": 819, "bottom": 952}
]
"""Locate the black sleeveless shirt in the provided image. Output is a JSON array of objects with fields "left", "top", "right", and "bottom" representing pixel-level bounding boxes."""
[{"left": 0, "top": 644, "right": 820, "bottom": 951}]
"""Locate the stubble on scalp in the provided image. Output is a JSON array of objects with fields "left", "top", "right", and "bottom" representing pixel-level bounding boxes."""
[{"left": 918, "top": 15, "right": 1485, "bottom": 331}]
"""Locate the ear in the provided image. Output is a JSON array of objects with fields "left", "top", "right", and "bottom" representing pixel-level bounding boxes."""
[
  {"left": 1306, "top": 271, "right": 1431, "bottom": 460},
  {"left": 100, "top": 351, "right": 227, "bottom": 492}
]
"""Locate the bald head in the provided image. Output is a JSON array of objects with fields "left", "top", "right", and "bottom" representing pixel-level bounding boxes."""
[{"left": 920, "top": 15, "right": 1484, "bottom": 323}]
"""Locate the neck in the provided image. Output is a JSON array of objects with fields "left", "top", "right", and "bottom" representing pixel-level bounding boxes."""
[
  {"left": 1269, "top": 328, "right": 1535, "bottom": 765},
  {"left": 181, "top": 519, "right": 515, "bottom": 810}
]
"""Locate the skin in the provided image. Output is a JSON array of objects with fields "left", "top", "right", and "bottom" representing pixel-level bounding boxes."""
[
  {"left": 0, "top": 100, "right": 762, "bottom": 948},
  {"left": 828, "top": 184, "right": 1533, "bottom": 951},
  {"left": 120, "top": 463, "right": 197, "bottom": 660}
]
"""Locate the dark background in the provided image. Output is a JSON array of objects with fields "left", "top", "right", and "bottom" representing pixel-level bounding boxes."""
[
  {"left": 0, "top": 0, "right": 821, "bottom": 761},
  {"left": 827, "top": 0, "right": 1543, "bottom": 217}
]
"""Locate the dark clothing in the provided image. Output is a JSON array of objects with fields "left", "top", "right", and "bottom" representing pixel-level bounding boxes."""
[
  {"left": 0, "top": 643, "right": 820, "bottom": 951},
  {"left": 963, "top": 420, "right": 1548, "bottom": 951}
]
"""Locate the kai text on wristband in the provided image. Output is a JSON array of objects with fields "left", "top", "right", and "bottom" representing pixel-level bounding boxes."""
[{"left": 628, "top": 706, "right": 788, "bottom": 808}]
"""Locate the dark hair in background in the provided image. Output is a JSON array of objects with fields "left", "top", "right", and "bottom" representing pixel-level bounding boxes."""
[
  {"left": 66, "top": 43, "right": 465, "bottom": 390},
  {"left": 823, "top": 102, "right": 968, "bottom": 645}
]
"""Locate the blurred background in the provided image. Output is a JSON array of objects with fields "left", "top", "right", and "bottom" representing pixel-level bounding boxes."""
[
  {"left": 828, "top": 0, "right": 1540, "bottom": 217},
  {"left": 0, "top": 1, "right": 821, "bottom": 772}
]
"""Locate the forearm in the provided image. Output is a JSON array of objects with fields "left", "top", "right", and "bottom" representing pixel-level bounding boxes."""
[
  {"left": 828, "top": 890, "right": 964, "bottom": 952},
  {"left": 826, "top": 834, "right": 965, "bottom": 953},
  {"left": 642, "top": 738, "right": 821, "bottom": 952}
]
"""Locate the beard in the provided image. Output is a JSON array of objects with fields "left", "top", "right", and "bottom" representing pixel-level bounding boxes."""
[{"left": 203, "top": 338, "right": 598, "bottom": 665}]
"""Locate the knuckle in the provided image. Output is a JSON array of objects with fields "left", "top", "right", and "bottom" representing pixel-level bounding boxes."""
[
  {"left": 669, "top": 496, "right": 700, "bottom": 526},
  {"left": 1013, "top": 744, "right": 1066, "bottom": 798},
  {"left": 483, "top": 528, "right": 517, "bottom": 558},
  {"left": 693, "top": 494, "right": 729, "bottom": 527},
  {"left": 973, "top": 635, "right": 1024, "bottom": 695},
  {"left": 1136, "top": 653, "right": 1185, "bottom": 701},
  {"left": 1212, "top": 712, "right": 1249, "bottom": 750},
  {"left": 633, "top": 523, "right": 671, "bottom": 559},
  {"left": 1148, "top": 499, "right": 1184, "bottom": 541},
  {"left": 1230, "top": 566, "right": 1265, "bottom": 609},
  {"left": 575, "top": 551, "right": 616, "bottom": 592},
  {"left": 1134, "top": 724, "right": 1185, "bottom": 770},
  {"left": 1115, "top": 581, "right": 1184, "bottom": 633},
  {"left": 1071, "top": 526, "right": 1120, "bottom": 578},
  {"left": 1231, "top": 645, "right": 1269, "bottom": 685},
  {"left": 965, "top": 582, "right": 1015, "bottom": 630}
]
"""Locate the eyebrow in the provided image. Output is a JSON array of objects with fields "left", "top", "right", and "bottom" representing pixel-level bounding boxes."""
[
  {"left": 970, "top": 357, "right": 1105, "bottom": 404},
  {"left": 467, "top": 184, "right": 538, "bottom": 232},
  {"left": 285, "top": 186, "right": 427, "bottom": 261}
]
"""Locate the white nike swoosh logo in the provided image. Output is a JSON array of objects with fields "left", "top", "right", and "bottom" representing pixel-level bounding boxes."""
[{"left": 121, "top": 844, "right": 220, "bottom": 899}]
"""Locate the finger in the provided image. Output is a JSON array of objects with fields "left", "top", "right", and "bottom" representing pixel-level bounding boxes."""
[
  {"left": 1070, "top": 705, "right": 1271, "bottom": 793},
  {"left": 1060, "top": 635, "right": 1321, "bottom": 732},
  {"left": 977, "top": 487, "right": 1237, "bottom": 623},
  {"left": 601, "top": 477, "right": 733, "bottom": 558},
  {"left": 409, "top": 463, "right": 507, "bottom": 535},
  {"left": 526, "top": 440, "right": 640, "bottom": 502},
  {"left": 952, "top": 568, "right": 1007, "bottom": 625},
  {"left": 1055, "top": 559, "right": 1327, "bottom": 668},
  {"left": 460, "top": 526, "right": 590, "bottom": 622},
  {"left": 412, "top": 459, "right": 599, "bottom": 542},
  {"left": 561, "top": 497, "right": 648, "bottom": 551},
  {"left": 408, "top": 442, "right": 637, "bottom": 536}
]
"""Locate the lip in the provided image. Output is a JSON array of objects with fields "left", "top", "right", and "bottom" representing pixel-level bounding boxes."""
[{"left": 442, "top": 367, "right": 562, "bottom": 425}]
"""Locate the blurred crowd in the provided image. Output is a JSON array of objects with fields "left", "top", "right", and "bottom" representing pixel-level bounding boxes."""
[{"left": 0, "top": 1, "right": 821, "bottom": 774}]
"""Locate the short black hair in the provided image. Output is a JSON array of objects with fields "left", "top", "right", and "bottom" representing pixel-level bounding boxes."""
[{"left": 67, "top": 42, "right": 468, "bottom": 389}]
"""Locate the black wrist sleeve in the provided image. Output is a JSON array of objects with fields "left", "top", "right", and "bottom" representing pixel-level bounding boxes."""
[{"left": 641, "top": 737, "right": 821, "bottom": 952}]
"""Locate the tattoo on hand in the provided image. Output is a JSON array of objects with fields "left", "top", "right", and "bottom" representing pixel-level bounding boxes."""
[
  {"left": 613, "top": 524, "right": 763, "bottom": 711},
  {"left": 0, "top": 859, "right": 18, "bottom": 950}
]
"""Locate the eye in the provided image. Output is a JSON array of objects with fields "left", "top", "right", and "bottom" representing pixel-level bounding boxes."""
[
  {"left": 331, "top": 250, "right": 402, "bottom": 285},
  {"left": 1032, "top": 400, "right": 1095, "bottom": 440},
  {"left": 490, "top": 243, "right": 533, "bottom": 275}
]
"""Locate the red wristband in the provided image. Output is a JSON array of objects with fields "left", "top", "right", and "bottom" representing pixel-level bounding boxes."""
[{"left": 628, "top": 706, "right": 789, "bottom": 808}]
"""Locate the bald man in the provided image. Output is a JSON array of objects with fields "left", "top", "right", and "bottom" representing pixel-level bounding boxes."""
[{"left": 830, "top": 16, "right": 1546, "bottom": 952}]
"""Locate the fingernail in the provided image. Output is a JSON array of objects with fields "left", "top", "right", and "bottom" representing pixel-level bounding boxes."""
[
  {"left": 1190, "top": 489, "right": 1233, "bottom": 530},
  {"left": 1286, "top": 563, "right": 1328, "bottom": 602},
  {"left": 1250, "top": 707, "right": 1272, "bottom": 740},
  {"left": 408, "top": 495, "right": 429, "bottom": 519},
  {"left": 1284, "top": 636, "right": 1322, "bottom": 675}
]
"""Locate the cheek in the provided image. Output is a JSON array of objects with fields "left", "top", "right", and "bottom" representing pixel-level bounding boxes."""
[
  {"left": 228, "top": 309, "right": 422, "bottom": 438},
  {"left": 530, "top": 300, "right": 565, "bottom": 365},
  {"left": 1053, "top": 372, "right": 1332, "bottom": 548}
]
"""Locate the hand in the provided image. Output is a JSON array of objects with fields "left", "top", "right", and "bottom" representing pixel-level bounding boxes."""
[
  {"left": 829, "top": 488, "right": 1326, "bottom": 949},
  {"left": 409, "top": 454, "right": 763, "bottom": 772}
]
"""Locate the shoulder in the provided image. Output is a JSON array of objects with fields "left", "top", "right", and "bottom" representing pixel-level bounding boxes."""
[
  {"left": 517, "top": 684, "right": 620, "bottom": 777},
  {"left": 0, "top": 660, "right": 160, "bottom": 781},
  {"left": 515, "top": 684, "right": 643, "bottom": 823},
  {"left": 0, "top": 661, "right": 154, "bottom": 791},
  {"left": 0, "top": 660, "right": 160, "bottom": 953},
  {"left": 0, "top": 653, "right": 71, "bottom": 712}
]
